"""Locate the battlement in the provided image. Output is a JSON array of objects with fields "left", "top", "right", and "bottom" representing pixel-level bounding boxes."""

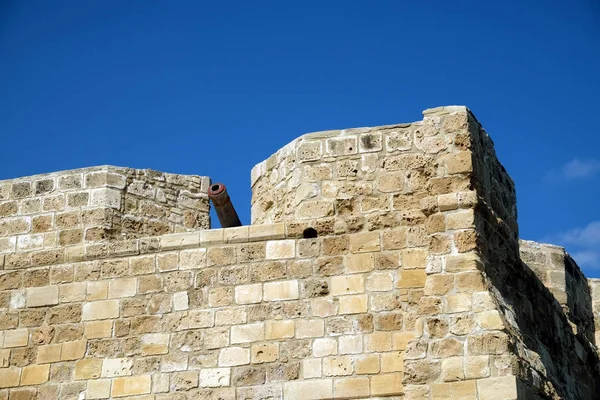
[{"left": 0, "top": 108, "right": 597, "bottom": 399}]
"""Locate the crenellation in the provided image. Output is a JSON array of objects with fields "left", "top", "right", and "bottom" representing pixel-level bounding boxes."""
[{"left": 0, "top": 107, "right": 597, "bottom": 399}]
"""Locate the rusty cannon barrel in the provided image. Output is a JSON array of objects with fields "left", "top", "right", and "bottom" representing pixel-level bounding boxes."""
[{"left": 207, "top": 183, "right": 242, "bottom": 228}]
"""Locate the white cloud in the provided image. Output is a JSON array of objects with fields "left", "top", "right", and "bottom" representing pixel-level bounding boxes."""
[
  {"left": 544, "top": 158, "right": 600, "bottom": 181},
  {"left": 544, "top": 220, "right": 600, "bottom": 271}
]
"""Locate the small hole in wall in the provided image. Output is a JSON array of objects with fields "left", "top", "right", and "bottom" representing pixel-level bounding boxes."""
[{"left": 303, "top": 228, "right": 318, "bottom": 238}]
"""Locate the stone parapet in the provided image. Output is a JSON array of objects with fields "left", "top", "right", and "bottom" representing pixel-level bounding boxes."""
[{"left": 0, "top": 166, "right": 211, "bottom": 257}]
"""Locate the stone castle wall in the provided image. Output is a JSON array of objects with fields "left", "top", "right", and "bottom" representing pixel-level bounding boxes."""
[{"left": 0, "top": 107, "right": 598, "bottom": 400}]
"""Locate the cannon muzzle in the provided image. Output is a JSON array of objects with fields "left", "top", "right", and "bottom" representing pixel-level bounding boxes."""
[{"left": 208, "top": 183, "right": 242, "bottom": 228}]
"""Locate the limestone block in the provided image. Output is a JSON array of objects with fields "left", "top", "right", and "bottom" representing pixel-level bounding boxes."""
[
  {"left": 371, "top": 373, "right": 403, "bottom": 396},
  {"left": 59, "top": 282, "right": 86, "bottom": 303},
  {"left": 102, "top": 358, "right": 133, "bottom": 377},
  {"left": 379, "top": 350, "right": 403, "bottom": 374},
  {"left": 472, "top": 291, "right": 495, "bottom": 312},
  {"left": 364, "top": 332, "right": 392, "bottom": 352},
  {"left": 402, "top": 248, "right": 427, "bottom": 269},
  {"left": 398, "top": 270, "right": 427, "bottom": 288},
  {"left": 26, "top": 285, "right": 58, "bottom": 307},
  {"left": 475, "top": 310, "right": 505, "bottom": 330},
  {"left": 90, "top": 188, "right": 121, "bottom": 209},
  {"left": 441, "top": 357, "right": 465, "bottom": 382},
  {"left": 265, "top": 320, "right": 295, "bottom": 340},
  {"left": 445, "top": 293, "right": 472, "bottom": 313},
  {"left": 355, "top": 354, "right": 380, "bottom": 374},
  {"left": 331, "top": 275, "right": 364, "bottom": 296},
  {"left": 199, "top": 368, "right": 230, "bottom": 388},
  {"left": 464, "top": 355, "right": 490, "bottom": 379},
  {"left": 61, "top": 340, "right": 86, "bottom": 360},
  {"left": 235, "top": 283, "right": 262, "bottom": 305},
  {"left": 86, "top": 379, "right": 111, "bottom": 399},
  {"left": 296, "top": 319, "right": 324, "bottom": 338},
  {"left": 179, "top": 248, "right": 206, "bottom": 270},
  {"left": 248, "top": 223, "right": 285, "bottom": 241},
  {"left": 349, "top": 232, "right": 380, "bottom": 253},
  {"left": 87, "top": 281, "right": 109, "bottom": 301},
  {"left": 85, "top": 320, "right": 113, "bottom": 339},
  {"left": 302, "top": 358, "right": 322, "bottom": 378},
  {"left": 74, "top": 358, "right": 103, "bottom": 379},
  {"left": 231, "top": 323, "right": 265, "bottom": 344},
  {"left": 283, "top": 379, "right": 333, "bottom": 400},
  {"left": 392, "top": 332, "right": 415, "bottom": 351},
  {"left": 108, "top": 278, "right": 137, "bottom": 298},
  {"left": 20, "top": 364, "right": 50, "bottom": 385},
  {"left": 36, "top": 344, "right": 62, "bottom": 363},
  {"left": 311, "top": 298, "right": 337, "bottom": 317},
  {"left": 173, "top": 291, "right": 189, "bottom": 311},
  {"left": 218, "top": 347, "right": 250, "bottom": 367},
  {"left": 297, "top": 140, "right": 323, "bottom": 162},
  {"left": 477, "top": 376, "right": 518, "bottom": 400},
  {"left": 3, "top": 329, "right": 28, "bottom": 348},
  {"left": 263, "top": 280, "right": 299, "bottom": 301},
  {"left": 339, "top": 335, "right": 362, "bottom": 355},
  {"left": 0, "top": 367, "right": 20, "bottom": 389},
  {"left": 82, "top": 300, "right": 119, "bottom": 320},
  {"left": 366, "top": 271, "right": 394, "bottom": 291},
  {"left": 345, "top": 253, "right": 374, "bottom": 273},
  {"left": 445, "top": 253, "right": 482, "bottom": 272},
  {"left": 339, "top": 294, "right": 368, "bottom": 314},
  {"left": 446, "top": 210, "right": 475, "bottom": 230},
  {"left": 265, "top": 240, "right": 296, "bottom": 259},
  {"left": 313, "top": 338, "right": 337, "bottom": 357},
  {"left": 111, "top": 375, "right": 152, "bottom": 397},
  {"left": 251, "top": 343, "right": 279, "bottom": 363},
  {"left": 326, "top": 136, "right": 357, "bottom": 156}
]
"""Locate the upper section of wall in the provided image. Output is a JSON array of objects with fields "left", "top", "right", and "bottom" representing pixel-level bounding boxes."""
[
  {"left": 0, "top": 166, "right": 210, "bottom": 257},
  {"left": 251, "top": 106, "right": 476, "bottom": 227}
]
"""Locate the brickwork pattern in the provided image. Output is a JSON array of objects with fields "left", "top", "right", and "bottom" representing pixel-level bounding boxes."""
[{"left": 0, "top": 107, "right": 598, "bottom": 399}]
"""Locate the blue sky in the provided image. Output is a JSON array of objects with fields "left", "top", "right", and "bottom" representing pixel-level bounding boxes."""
[{"left": 1, "top": 1, "right": 599, "bottom": 276}]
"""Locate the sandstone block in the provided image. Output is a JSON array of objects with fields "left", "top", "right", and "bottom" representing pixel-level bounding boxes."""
[
  {"left": 475, "top": 310, "right": 505, "bottom": 330},
  {"left": 248, "top": 223, "right": 285, "bottom": 241},
  {"left": 26, "top": 285, "right": 58, "bottom": 307},
  {"left": 477, "top": 376, "right": 517, "bottom": 400},
  {"left": 349, "top": 232, "right": 380, "bottom": 253},
  {"left": 20, "top": 364, "right": 50, "bottom": 385},
  {"left": 199, "top": 368, "right": 230, "bottom": 388},
  {"left": 364, "top": 332, "right": 391, "bottom": 352},
  {"left": 283, "top": 379, "right": 333, "bottom": 400},
  {"left": 179, "top": 248, "right": 206, "bottom": 270},
  {"left": 91, "top": 188, "right": 121, "bottom": 209},
  {"left": 74, "top": 358, "right": 102, "bottom": 379},
  {"left": 441, "top": 357, "right": 465, "bottom": 382},
  {"left": 339, "top": 294, "right": 368, "bottom": 314},
  {"left": 446, "top": 209, "right": 475, "bottom": 229},
  {"left": 59, "top": 282, "right": 86, "bottom": 303},
  {"left": 111, "top": 375, "right": 151, "bottom": 397},
  {"left": 87, "top": 281, "right": 109, "bottom": 301},
  {"left": 61, "top": 340, "right": 87, "bottom": 360},
  {"left": 3, "top": 329, "right": 28, "bottom": 348},
  {"left": 0, "top": 367, "right": 20, "bottom": 389},
  {"left": 398, "top": 269, "right": 427, "bottom": 288},
  {"left": 464, "top": 355, "right": 490, "bottom": 379},
  {"left": 82, "top": 300, "right": 119, "bottom": 320},
  {"left": 86, "top": 379, "right": 111, "bottom": 399},
  {"left": 371, "top": 373, "right": 403, "bottom": 396},
  {"left": 36, "top": 344, "right": 62, "bottom": 364},
  {"left": 345, "top": 253, "right": 374, "bottom": 273},
  {"left": 445, "top": 253, "right": 482, "bottom": 272},
  {"left": 355, "top": 354, "right": 380, "bottom": 374},
  {"left": 265, "top": 320, "right": 295, "bottom": 340},
  {"left": 334, "top": 377, "right": 369, "bottom": 398},
  {"left": 263, "top": 280, "right": 299, "bottom": 301},
  {"left": 173, "top": 291, "right": 189, "bottom": 311},
  {"left": 85, "top": 320, "right": 112, "bottom": 339},
  {"left": 445, "top": 293, "right": 472, "bottom": 313},
  {"left": 331, "top": 275, "right": 364, "bottom": 296},
  {"left": 251, "top": 343, "right": 279, "bottom": 363}
]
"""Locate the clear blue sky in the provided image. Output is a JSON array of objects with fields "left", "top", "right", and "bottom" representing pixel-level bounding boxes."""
[{"left": 1, "top": 1, "right": 599, "bottom": 276}]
